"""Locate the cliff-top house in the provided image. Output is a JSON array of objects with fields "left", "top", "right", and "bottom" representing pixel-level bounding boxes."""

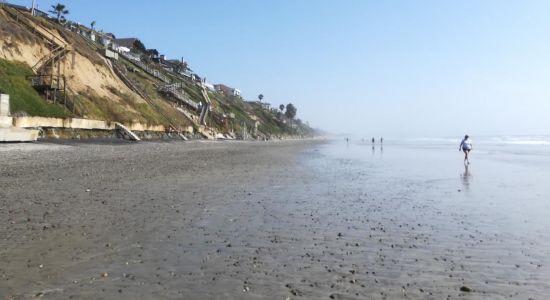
[
  {"left": 214, "top": 84, "right": 241, "bottom": 97},
  {"left": 113, "top": 38, "right": 146, "bottom": 53}
]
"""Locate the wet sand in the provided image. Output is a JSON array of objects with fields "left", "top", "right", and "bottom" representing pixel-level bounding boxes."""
[{"left": 1, "top": 139, "right": 549, "bottom": 299}]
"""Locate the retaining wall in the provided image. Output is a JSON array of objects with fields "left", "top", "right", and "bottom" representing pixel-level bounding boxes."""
[
  {"left": 0, "top": 116, "right": 13, "bottom": 128},
  {"left": 13, "top": 117, "right": 165, "bottom": 132}
]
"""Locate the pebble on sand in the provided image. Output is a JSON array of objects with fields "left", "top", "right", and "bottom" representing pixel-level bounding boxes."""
[{"left": 460, "top": 286, "right": 472, "bottom": 292}]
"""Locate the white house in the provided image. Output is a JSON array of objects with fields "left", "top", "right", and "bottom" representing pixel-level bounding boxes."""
[
  {"left": 117, "top": 46, "right": 131, "bottom": 53},
  {"left": 98, "top": 33, "right": 116, "bottom": 48},
  {"left": 203, "top": 81, "right": 215, "bottom": 92},
  {"left": 214, "top": 84, "right": 241, "bottom": 97}
]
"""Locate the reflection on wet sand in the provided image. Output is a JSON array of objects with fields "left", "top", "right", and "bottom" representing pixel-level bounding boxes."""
[{"left": 461, "top": 163, "right": 472, "bottom": 191}]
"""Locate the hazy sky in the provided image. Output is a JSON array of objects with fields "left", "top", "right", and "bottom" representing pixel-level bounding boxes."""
[{"left": 10, "top": 0, "right": 550, "bottom": 137}]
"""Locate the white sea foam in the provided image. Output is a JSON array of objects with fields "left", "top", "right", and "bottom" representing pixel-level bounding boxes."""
[
  {"left": 485, "top": 136, "right": 550, "bottom": 145},
  {"left": 401, "top": 136, "right": 550, "bottom": 146}
]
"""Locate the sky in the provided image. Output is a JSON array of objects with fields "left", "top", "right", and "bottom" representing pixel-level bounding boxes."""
[{"left": 8, "top": 0, "right": 550, "bottom": 138}]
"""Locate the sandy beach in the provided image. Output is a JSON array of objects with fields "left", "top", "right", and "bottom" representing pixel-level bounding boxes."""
[{"left": 1, "top": 139, "right": 549, "bottom": 299}]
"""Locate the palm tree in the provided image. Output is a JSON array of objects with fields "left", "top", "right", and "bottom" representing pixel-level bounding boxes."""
[
  {"left": 285, "top": 103, "right": 297, "bottom": 119},
  {"left": 279, "top": 104, "right": 285, "bottom": 112},
  {"left": 49, "top": 3, "right": 69, "bottom": 23},
  {"left": 258, "top": 94, "right": 264, "bottom": 102},
  {"left": 90, "top": 20, "right": 96, "bottom": 31}
]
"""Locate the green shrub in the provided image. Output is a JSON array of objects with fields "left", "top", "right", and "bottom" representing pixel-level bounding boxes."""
[{"left": 0, "top": 58, "right": 68, "bottom": 117}]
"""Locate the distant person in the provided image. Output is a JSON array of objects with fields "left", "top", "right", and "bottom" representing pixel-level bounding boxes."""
[
  {"left": 372, "top": 137, "right": 375, "bottom": 144},
  {"left": 459, "top": 135, "right": 473, "bottom": 164},
  {"left": 380, "top": 137, "right": 383, "bottom": 144}
]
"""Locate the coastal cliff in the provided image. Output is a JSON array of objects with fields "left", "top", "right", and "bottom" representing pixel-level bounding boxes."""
[{"left": 0, "top": 4, "right": 314, "bottom": 140}]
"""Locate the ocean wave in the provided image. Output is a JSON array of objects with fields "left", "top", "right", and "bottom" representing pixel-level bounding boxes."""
[
  {"left": 402, "top": 136, "right": 550, "bottom": 146},
  {"left": 485, "top": 136, "right": 550, "bottom": 145}
]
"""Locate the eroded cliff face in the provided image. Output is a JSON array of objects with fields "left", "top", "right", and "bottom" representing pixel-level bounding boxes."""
[
  {"left": 0, "top": 8, "right": 314, "bottom": 138},
  {"left": 0, "top": 14, "right": 49, "bottom": 67},
  {"left": 0, "top": 8, "right": 161, "bottom": 124}
]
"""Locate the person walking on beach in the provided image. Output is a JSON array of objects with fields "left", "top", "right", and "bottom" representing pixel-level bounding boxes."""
[
  {"left": 372, "top": 137, "right": 375, "bottom": 144},
  {"left": 459, "top": 135, "right": 473, "bottom": 164}
]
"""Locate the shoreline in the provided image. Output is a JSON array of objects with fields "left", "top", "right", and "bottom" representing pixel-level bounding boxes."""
[{"left": 0, "top": 134, "right": 326, "bottom": 151}]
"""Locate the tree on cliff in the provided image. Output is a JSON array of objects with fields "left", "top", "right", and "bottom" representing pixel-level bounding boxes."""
[
  {"left": 90, "top": 20, "right": 96, "bottom": 31},
  {"left": 279, "top": 104, "right": 285, "bottom": 112},
  {"left": 285, "top": 103, "right": 297, "bottom": 119},
  {"left": 49, "top": 3, "right": 69, "bottom": 23},
  {"left": 258, "top": 94, "right": 264, "bottom": 102},
  {"left": 134, "top": 39, "right": 147, "bottom": 53}
]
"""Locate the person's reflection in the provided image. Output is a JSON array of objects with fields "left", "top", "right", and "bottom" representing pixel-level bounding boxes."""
[
  {"left": 371, "top": 145, "right": 375, "bottom": 154},
  {"left": 380, "top": 145, "right": 383, "bottom": 155},
  {"left": 461, "top": 164, "right": 472, "bottom": 191}
]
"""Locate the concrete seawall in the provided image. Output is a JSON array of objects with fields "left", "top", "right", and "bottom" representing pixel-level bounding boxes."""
[
  {"left": 1, "top": 94, "right": 39, "bottom": 142},
  {"left": 12, "top": 117, "right": 166, "bottom": 132}
]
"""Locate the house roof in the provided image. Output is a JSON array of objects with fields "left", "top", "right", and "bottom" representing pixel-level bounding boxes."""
[
  {"left": 103, "top": 32, "right": 116, "bottom": 39},
  {"left": 78, "top": 25, "right": 93, "bottom": 33},
  {"left": 95, "top": 32, "right": 115, "bottom": 41},
  {"left": 3, "top": 3, "right": 29, "bottom": 11},
  {"left": 214, "top": 84, "right": 232, "bottom": 89},
  {"left": 34, "top": 8, "right": 48, "bottom": 17},
  {"left": 113, "top": 38, "right": 140, "bottom": 49},
  {"left": 166, "top": 59, "right": 185, "bottom": 66}
]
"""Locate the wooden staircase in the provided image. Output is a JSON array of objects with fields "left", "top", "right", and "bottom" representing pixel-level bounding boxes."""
[
  {"left": 158, "top": 82, "right": 200, "bottom": 111},
  {"left": 3, "top": 6, "right": 72, "bottom": 106},
  {"left": 111, "top": 64, "right": 184, "bottom": 136},
  {"left": 199, "top": 82, "right": 212, "bottom": 126}
]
